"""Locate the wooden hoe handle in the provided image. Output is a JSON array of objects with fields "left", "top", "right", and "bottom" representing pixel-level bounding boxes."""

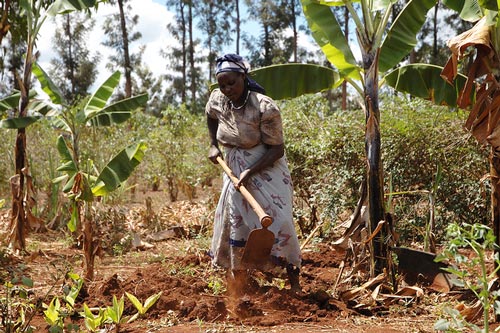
[{"left": 216, "top": 156, "right": 273, "bottom": 228}]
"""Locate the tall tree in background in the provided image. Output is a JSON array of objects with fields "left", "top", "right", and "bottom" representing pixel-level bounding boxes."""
[
  {"left": 50, "top": 12, "right": 99, "bottom": 104},
  {"left": 196, "top": 0, "right": 233, "bottom": 80},
  {"left": 244, "top": 0, "right": 300, "bottom": 66},
  {"left": 234, "top": 0, "right": 241, "bottom": 54},
  {"left": 102, "top": 0, "right": 142, "bottom": 99},
  {"left": 0, "top": 0, "right": 27, "bottom": 95},
  {"left": 165, "top": 0, "right": 187, "bottom": 105},
  {"left": 164, "top": 0, "right": 204, "bottom": 112},
  {"left": 282, "top": 0, "right": 302, "bottom": 62}
]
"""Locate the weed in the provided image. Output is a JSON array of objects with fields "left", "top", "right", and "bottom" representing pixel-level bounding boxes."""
[
  {"left": 434, "top": 223, "right": 500, "bottom": 332},
  {"left": 207, "top": 276, "right": 226, "bottom": 295}
]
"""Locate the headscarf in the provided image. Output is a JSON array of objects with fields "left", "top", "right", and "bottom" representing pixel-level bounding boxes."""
[{"left": 215, "top": 54, "right": 266, "bottom": 94}]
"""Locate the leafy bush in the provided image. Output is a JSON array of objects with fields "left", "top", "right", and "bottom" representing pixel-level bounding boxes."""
[
  {"left": 0, "top": 95, "right": 490, "bottom": 247},
  {"left": 280, "top": 94, "right": 489, "bottom": 244}
]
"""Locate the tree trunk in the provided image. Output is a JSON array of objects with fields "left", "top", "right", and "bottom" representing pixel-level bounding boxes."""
[
  {"left": 0, "top": 0, "right": 11, "bottom": 45},
  {"left": 188, "top": 0, "right": 196, "bottom": 110},
  {"left": 65, "top": 15, "right": 76, "bottom": 99},
  {"left": 432, "top": 3, "right": 438, "bottom": 63},
  {"left": 118, "top": 0, "right": 132, "bottom": 98},
  {"left": 291, "top": 0, "right": 297, "bottom": 63},
  {"left": 363, "top": 50, "right": 387, "bottom": 276},
  {"left": 8, "top": 129, "right": 27, "bottom": 251},
  {"left": 180, "top": 1, "right": 186, "bottom": 103},
  {"left": 235, "top": 0, "right": 240, "bottom": 54}
]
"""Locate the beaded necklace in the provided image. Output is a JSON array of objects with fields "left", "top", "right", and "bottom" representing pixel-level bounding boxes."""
[{"left": 230, "top": 90, "right": 250, "bottom": 110}]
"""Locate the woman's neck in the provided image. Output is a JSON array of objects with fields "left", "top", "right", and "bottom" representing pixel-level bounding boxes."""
[{"left": 231, "top": 89, "right": 250, "bottom": 110}]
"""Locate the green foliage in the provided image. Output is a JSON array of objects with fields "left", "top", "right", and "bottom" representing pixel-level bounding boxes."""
[
  {"left": 81, "top": 304, "right": 106, "bottom": 332},
  {"left": 105, "top": 295, "right": 125, "bottom": 329},
  {"left": 281, "top": 94, "right": 365, "bottom": 234},
  {"left": 435, "top": 223, "right": 500, "bottom": 332},
  {"left": 125, "top": 291, "right": 162, "bottom": 323},
  {"left": 1, "top": 273, "right": 35, "bottom": 333},
  {"left": 381, "top": 97, "right": 488, "bottom": 243},
  {"left": 207, "top": 276, "right": 226, "bottom": 295},
  {"left": 131, "top": 105, "right": 216, "bottom": 201},
  {"left": 281, "top": 94, "right": 488, "bottom": 242},
  {"left": 42, "top": 272, "right": 83, "bottom": 333}
]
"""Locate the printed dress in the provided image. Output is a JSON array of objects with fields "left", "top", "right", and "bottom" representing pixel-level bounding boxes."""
[{"left": 206, "top": 89, "right": 301, "bottom": 270}]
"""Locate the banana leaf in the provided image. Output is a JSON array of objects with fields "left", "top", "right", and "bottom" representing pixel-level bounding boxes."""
[
  {"left": 84, "top": 71, "right": 121, "bottom": 119},
  {"left": 301, "top": 0, "right": 360, "bottom": 80},
  {"left": 32, "top": 62, "right": 66, "bottom": 105},
  {"left": 47, "top": 0, "right": 101, "bottom": 16},
  {"left": 250, "top": 63, "right": 339, "bottom": 100},
  {"left": 0, "top": 116, "right": 40, "bottom": 129},
  {"left": 92, "top": 141, "right": 147, "bottom": 196},
  {"left": 88, "top": 93, "right": 148, "bottom": 126},
  {"left": 385, "top": 63, "right": 469, "bottom": 107},
  {"left": 379, "top": 0, "right": 437, "bottom": 72},
  {"left": 442, "top": 0, "right": 486, "bottom": 22}
]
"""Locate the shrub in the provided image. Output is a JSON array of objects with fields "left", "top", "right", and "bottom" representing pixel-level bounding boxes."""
[{"left": 280, "top": 94, "right": 489, "bottom": 244}]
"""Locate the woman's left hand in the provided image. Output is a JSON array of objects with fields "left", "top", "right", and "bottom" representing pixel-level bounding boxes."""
[{"left": 237, "top": 168, "right": 252, "bottom": 189}]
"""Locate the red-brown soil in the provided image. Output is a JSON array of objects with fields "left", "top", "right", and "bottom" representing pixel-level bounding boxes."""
[{"left": 0, "top": 193, "right": 491, "bottom": 332}]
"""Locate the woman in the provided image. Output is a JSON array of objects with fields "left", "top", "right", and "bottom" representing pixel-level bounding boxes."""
[{"left": 206, "top": 54, "right": 301, "bottom": 292}]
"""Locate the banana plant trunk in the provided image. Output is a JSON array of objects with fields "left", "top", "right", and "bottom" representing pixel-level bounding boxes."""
[
  {"left": 83, "top": 204, "right": 95, "bottom": 282},
  {"left": 8, "top": 48, "right": 33, "bottom": 252},
  {"left": 363, "top": 50, "right": 388, "bottom": 276},
  {"left": 9, "top": 127, "right": 28, "bottom": 251}
]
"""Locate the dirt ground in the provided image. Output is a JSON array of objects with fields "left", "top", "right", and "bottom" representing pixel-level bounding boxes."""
[{"left": 0, "top": 191, "right": 490, "bottom": 332}]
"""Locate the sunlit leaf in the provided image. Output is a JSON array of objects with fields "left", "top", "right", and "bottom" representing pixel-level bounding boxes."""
[
  {"left": 379, "top": 0, "right": 437, "bottom": 72},
  {"left": 125, "top": 292, "right": 143, "bottom": 313},
  {"left": 442, "top": 0, "right": 484, "bottom": 22},
  {"left": 0, "top": 92, "right": 20, "bottom": 112},
  {"left": 88, "top": 93, "right": 148, "bottom": 126},
  {"left": 301, "top": 0, "right": 360, "bottom": 79},
  {"left": 84, "top": 71, "right": 121, "bottom": 120},
  {"left": 92, "top": 141, "right": 147, "bottom": 196},
  {"left": 250, "top": 64, "right": 339, "bottom": 100},
  {"left": 47, "top": 0, "right": 100, "bottom": 16},
  {"left": 56, "top": 136, "right": 77, "bottom": 173},
  {"left": 32, "top": 62, "right": 65, "bottom": 105},
  {"left": 0, "top": 116, "right": 40, "bottom": 129}
]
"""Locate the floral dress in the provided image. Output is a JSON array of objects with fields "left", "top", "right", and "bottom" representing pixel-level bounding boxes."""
[{"left": 206, "top": 89, "right": 301, "bottom": 270}]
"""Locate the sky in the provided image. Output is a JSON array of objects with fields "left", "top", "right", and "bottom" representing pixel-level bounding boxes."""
[
  {"left": 37, "top": 0, "right": 174, "bottom": 88},
  {"left": 36, "top": 0, "right": 317, "bottom": 90}
]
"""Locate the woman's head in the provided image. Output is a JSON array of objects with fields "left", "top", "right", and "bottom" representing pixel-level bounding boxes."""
[
  {"left": 215, "top": 54, "right": 266, "bottom": 102},
  {"left": 215, "top": 54, "right": 249, "bottom": 103}
]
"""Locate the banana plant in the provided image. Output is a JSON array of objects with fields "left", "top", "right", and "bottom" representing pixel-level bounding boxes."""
[
  {"left": 34, "top": 66, "right": 148, "bottom": 282},
  {"left": 384, "top": 1, "right": 500, "bottom": 288},
  {"left": 300, "top": 0, "right": 437, "bottom": 276},
  {"left": 2, "top": 0, "right": 105, "bottom": 253},
  {"left": 252, "top": 0, "right": 484, "bottom": 278}
]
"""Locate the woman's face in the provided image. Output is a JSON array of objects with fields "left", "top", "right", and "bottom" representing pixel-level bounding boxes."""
[{"left": 216, "top": 71, "right": 245, "bottom": 103}]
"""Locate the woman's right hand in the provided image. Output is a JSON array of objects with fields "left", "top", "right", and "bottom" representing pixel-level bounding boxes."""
[{"left": 208, "top": 145, "right": 222, "bottom": 164}]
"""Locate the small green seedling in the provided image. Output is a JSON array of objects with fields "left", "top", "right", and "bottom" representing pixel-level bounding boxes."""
[
  {"left": 105, "top": 295, "right": 125, "bottom": 332},
  {"left": 43, "top": 298, "right": 63, "bottom": 330},
  {"left": 81, "top": 304, "right": 106, "bottom": 332},
  {"left": 125, "top": 291, "right": 162, "bottom": 323}
]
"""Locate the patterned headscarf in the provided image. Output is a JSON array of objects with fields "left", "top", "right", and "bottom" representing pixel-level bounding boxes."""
[
  {"left": 215, "top": 54, "right": 250, "bottom": 74},
  {"left": 215, "top": 54, "right": 266, "bottom": 94}
]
